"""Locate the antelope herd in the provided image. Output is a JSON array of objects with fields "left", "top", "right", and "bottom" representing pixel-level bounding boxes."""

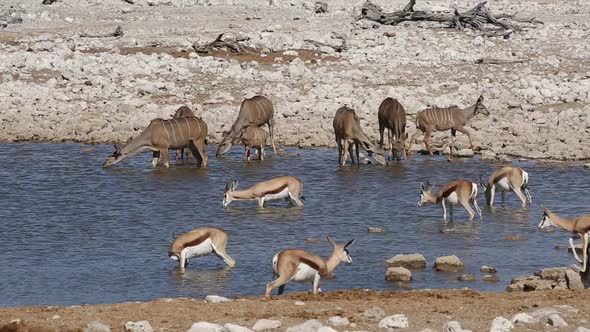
[{"left": 102, "top": 94, "right": 588, "bottom": 297}]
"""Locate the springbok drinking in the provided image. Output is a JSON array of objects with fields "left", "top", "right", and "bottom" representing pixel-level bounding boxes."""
[
  {"left": 168, "top": 227, "right": 235, "bottom": 271},
  {"left": 223, "top": 176, "right": 304, "bottom": 208},
  {"left": 418, "top": 180, "right": 482, "bottom": 221},
  {"left": 539, "top": 208, "right": 590, "bottom": 272},
  {"left": 480, "top": 166, "right": 531, "bottom": 208},
  {"left": 265, "top": 235, "right": 355, "bottom": 298}
]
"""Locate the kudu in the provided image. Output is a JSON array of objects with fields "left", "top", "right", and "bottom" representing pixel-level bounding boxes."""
[
  {"left": 216, "top": 95, "right": 276, "bottom": 157},
  {"left": 480, "top": 166, "right": 531, "bottom": 208},
  {"left": 241, "top": 126, "right": 268, "bottom": 161},
  {"left": 408, "top": 95, "right": 489, "bottom": 157},
  {"left": 418, "top": 180, "right": 482, "bottom": 221},
  {"left": 265, "top": 235, "right": 354, "bottom": 298},
  {"left": 102, "top": 116, "right": 208, "bottom": 168},
  {"left": 223, "top": 176, "right": 304, "bottom": 208},
  {"left": 539, "top": 208, "right": 590, "bottom": 272},
  {"left": 172, "top": 106, "right": 196, "bottom": 162},
  {"left": 168, "top": 226, "right": 235, "bottom": 271},
  {"left": 378, "top": 98, "right": 407, "bottom": 161},
  {"left": 333, "top": 106, "right": 386, "bottom": 166}
]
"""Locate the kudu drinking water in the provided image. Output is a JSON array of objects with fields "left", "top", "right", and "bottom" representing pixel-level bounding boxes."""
[
  {"left": 216, "top": 95, "right": 276, "bottom": 157},
  {"left": 103, "top": 116, "right": 208, "bottom": 168},
  {"left": 378, "top": 98, "right": 407, "bottom": 161},
  {"left": 172, "top": 106, "right": 196, "bottom": 161},
  {"left": 241, "top": 126, "right": 268, "bottom": 161},
  {"left": 333, "top": 106, "right": 386, "bottom": 166},
  {"left": 408, "top": 95, "right": 489, "bottom": 157}
]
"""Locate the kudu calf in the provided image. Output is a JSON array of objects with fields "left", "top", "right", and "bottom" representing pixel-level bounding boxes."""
[
  {"left": 408, "top": 95, "right": 489, "bottom": 157},
  {"left": 241, "top": 126, "right": 268, "bottom": 161},
  {"left": 333, "top": 106, "right": 386, "bottom": 166},
  {"left": 378, "top": 98, "right": 407, "bottom": 161},
  {"left": 172, "top": 106, "right": 196, "bottom": 161},
  {"left": 216, "top": 95, "right": 276, "bottom": 157},
  {"left": 103, "top": 116, "right": 208, "bottom": 168}
]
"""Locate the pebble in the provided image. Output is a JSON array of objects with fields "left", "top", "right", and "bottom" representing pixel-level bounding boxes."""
[
  {"left": 443, "top": 321, "right": 471, "bottom": 332},
  {"left": 379, "top": 315, "right": 409, "bottom": 329},
  {"left": 223, "top": 323, "right": 254, "bottom": 332},
  {"left": 480, "top": 265, "right": 497, "bottom": 273},
  {"left": 205, "top": 295, "right": 232, "bottom": 303},
  {"left": 362, "top": 307, "right": 385, "bottom": 320},
  {"left": 386, "top": 253, "right": 427, "bottom": 269},
  {"left": 187, "top": 322, "right": 223, "bottom": 332},
  {"left": 294, "top": 301, "right": 305, "bottom": 306},
  {"left": 511, "top": 313, "right": 537, "bottom": 324},
  {"left": 124, "top": 321, "right": 153, "bottom": 332},
  {"left": 327, "top": 316, "right": 349, "bottom": 326},
  {"left": 85, "top": 321, "right": 111, "bottom": 332},
  {"left": 367, "top": 227, "right": 384, "bottom": 233},
  {"left": 457, "top": 274, "right": 475, "bottom": 281},
  {"left": 548, "top": 314, "right": 568, "bottom": 328},
  {"left": 434, "top": 255, "right": 464, "bottom": 272},
  {"left": 482, "top": 275, "right": 500, "bottom": 282},
  {"left": 252, "top": 319, "right": 282, "bottom": 331},
  {"left": 286, "top": 319, "right": 323, "bottom": 332},
  {"left": 490, "top": 317, "right": 513, "bottom": 332},
  {"left": 385, "top": 267, "right": 412, "bottom": 281}
]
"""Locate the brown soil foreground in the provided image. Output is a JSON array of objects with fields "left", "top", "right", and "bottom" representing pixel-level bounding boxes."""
[{"left": 1, "top": 289, "right": 589, "bottom": 331}]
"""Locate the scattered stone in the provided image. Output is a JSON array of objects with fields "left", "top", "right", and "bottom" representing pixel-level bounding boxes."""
[
  {"left": 457, "top": 274, "right": 475, "bottom": 281},
  {"left": 511, "top": 313, "right": 537, "bottom": 324},
  {"left": 252, "top": 319, "right": 282, "bottom": 331},
  {"left": 327, "top": 316, "right": 349, "bottom": 326},
  {"left": 584, "top": 163, "right": 590, "bottom": 169},
  {"left": 534, "top": 267, "right": 568, "bottom": 281},
  {"left": 52, "top": 315, "right": 61, "bottom": 320},
  {"left": 480, "top": 265, "right": 497, "bottom": 273},
  {"left": 379, "top": 315, "right": 409, "bottom": 329},
  {"left": 362, "top": 307, "right": 385, "bottom": 320},
  {"left": 294, "top": 301, "right": 305, "bottom": 306},
  {"left": 187, "top": 322, "right": 223, "bottom": 332},
  {"left": 455, "top": 149, "right": 475, "bottom": 157},
  {"left": 317, "top": 327, "right": 337, "bottom": 332},
  {"left": 547, "top": 314, "right": 568, "bottom": 328},
  {"left": 386, "top": 253, "right": 427, "bottom": 269},
  {"left": 224, "top": 323, "right": 254, "bottom": 332},
  {"left": 124, "top": 321, "right": 153, "bottom": 332},
  {"left": 385, "top": 267, "right": 412, "bottom": 281},
  {"left": 506, "top": 276, "right": 556, "bottom": 292},
  {"left": 483, "top": 275, "right": 500, "bottom": 282},
  {"left": 286, "top": 319, "right": 323, "bottom": 332},
  {"left": 575, "top": 327, "right": 590, "bottom": 332},
  {"left": 314, "top": 2, "right": 328, "bottom": 13},
  {"left": 490, "top": 317, "right": 513, "bottom": 332},
  {"left": 85, "top": 321, "right": 111, "bottom": 332},
  {"left": 434, "top": 255, "right": 464, "bottom": 272},
  {"left": 565, "top": 268, "right": 585, "bottom": 290},
  {"left": 368, "top": 227, "right": 384, "bottom": 233},
  {"left": 443, "top": 320, "right": 471, "bottom": 332},
  {"left": 205, "top": 295, "right": 232, "bottom": 303}
]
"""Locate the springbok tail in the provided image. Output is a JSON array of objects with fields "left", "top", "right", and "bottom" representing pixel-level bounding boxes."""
[{"left": 522, "top": 171, "right": 532, "bottom": 204}]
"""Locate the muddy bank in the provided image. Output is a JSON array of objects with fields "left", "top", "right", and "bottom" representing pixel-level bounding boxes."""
[{"left": 0, "top": 0, "right": 589, "bottom": 161}]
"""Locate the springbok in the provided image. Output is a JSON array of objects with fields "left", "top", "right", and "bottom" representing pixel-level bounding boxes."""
[
  {"left": 216, "top": 95, "right": 276, "bottom": 157},
  {"left": 378, "top": 98, "right": 407, "bottom": 161},
  {"left": 241, "top": 126, "right": 268, "bottom": 161},
  {"left": 265, "top": 235, "right": 354, "bottom": 298},
  {"left": 223, "top": 176, "right": 303, "bottom": 208},
  {"left": 539, "top": 207, "right": 590, "bottom": 272},
  {"left": 172, "top": 106, "right": 196, "bottom": 161},
  {"left": 333, "top": 106, "right": 386, "bottom": 166},
  {"left": 103, "top": 116, "right": 208, "bottom": 168},
  {"left": 408, "top": 95, "right": 489, "bottom": 157},
  {"left": 479, "top": 166, "right": 531, "bottom": 208},
  {"left": 168, "top": 226, "right": 235, "bottom": 271},
  {"left": 418, "top": 180, "right": 482, "bottom": 221}
]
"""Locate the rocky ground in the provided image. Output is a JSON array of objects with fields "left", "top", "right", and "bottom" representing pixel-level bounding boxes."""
[
  {"left": 0, "top": 0, "right": 589, "bottom": 161},
  {"left": 2, "top": 290, "right": 590, "bottom": 332}
]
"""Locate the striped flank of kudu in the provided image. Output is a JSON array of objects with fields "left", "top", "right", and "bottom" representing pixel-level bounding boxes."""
[
  {"left": 333, "top": 106, "right": 386, "bottom": 166},
  {"left": 408, "top": 95, "right": 489, "bottom": 157},
  {"left": 172, "top": 105, "right": 196, "bottom": 161},
  {"left": 378, "top": 97, "right": 407, "bottom": 161},
  {"left": 103, "top": 116, "right": 208, "bottom": 168}
]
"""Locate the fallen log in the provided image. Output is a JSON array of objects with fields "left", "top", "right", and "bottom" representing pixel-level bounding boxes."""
[
  {"left": 192, "top": 33, "right": 254, "bottom": 54},
  {"left": 80, "top": 26, "right": 124, "bottom": 38}
]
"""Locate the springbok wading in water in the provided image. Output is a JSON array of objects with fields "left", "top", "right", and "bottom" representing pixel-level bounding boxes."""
[
  {"left": 538, "top": 207, "right": 590, "bottom": 272},
  {"left": 479, "top": 166, "right": 531, "bottom": 208},
  {"left": 408, "top": 95, "right": 489, "bottom": 157},
  {"left": 223, "top": 175, "right": 304, "bottom": 208},
  {"left": 333, "top": 106, "right": 386, "bottom": 166},
  {"left": 103, "top": 116, "right": 208, "bottom": 168},
  {"left": 172, "top": 106, "right": 196, "bottom": 162},
  {"left": 418, "top": 180, "right": 482, "bottom": 221},
  {"left": 265, "top": 235, "right": 355, "bottom": 298},
  {"left": 378, "top": 98, "right": 407, "bottom": 161},
  {"left": 241, "top": 126, "right": 268, "bottom": 161},
  {"left": 168, "top": 227, "right": 235, "bottom": 271},
  {"left": 216, "top": 95, "right": 276, "bottom": 157}
]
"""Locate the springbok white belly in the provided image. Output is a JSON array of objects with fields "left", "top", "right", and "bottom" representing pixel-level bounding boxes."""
[
  {"left": 183, "top": 238, "right": 214, "bottom": 259},
  {"left": 264, "top": 188, "right": 290, "bottom": 202},
  {"left": 291, "top": 263, "right": 319, "bottom": 282},
  {"left": 495, "top": 178, "right": 511, "bottom": 192},
  {"left": 444, "top": 192, "right": 459, "bottom": 205}
]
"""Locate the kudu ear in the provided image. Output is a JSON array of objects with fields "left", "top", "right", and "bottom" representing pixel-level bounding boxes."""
[
  {"left": 344, "top": 239, "right": 355, "bottom": 248},
  {"left": 477, "top": 95, "right": 484, "bottom": 104},
  {"left": 326, "top": 235, "right": 336, "bottom": 247}
]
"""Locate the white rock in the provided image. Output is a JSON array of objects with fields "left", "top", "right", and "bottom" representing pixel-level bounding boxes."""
[
  {"left": 327, "top": 316, "right": 349, "bottom": 326},
  {"left": 362, "top": 307, "right": 385, "bottom": 320},
  {"left": 443, "top": 321, "right": 471, "bottom": 332},
  {"left": 317, "top": 327, "right": 337, "bottom": 332},
  {"left": 378, "top": 314, "right": 409, "bottom": 329},
  {"left": 205, "top": 295, "right": 232, "bottom": 303},
  {"left": 286, "top": 319, "right": 323, "bottom": 332},
  {"left": 52, "top": 315, "right": 61, "bottom": 320},
  {"left": 511, "top": 313, "right": 537, "bottom": 324},
  {"left": 294, "top": 301, "right": 305, "bottom": 306},
  {"left": 584, "top": 163, "right": 590, "bottom": 169},
  {"left": 223, "top": 323, "right": 254, "bottom": 332},
  {"left": 473, "top": 36, "right": 484, "bottom": 46},
  {"left": 575, "top": 328, "right": 590, "bottom": 332},
  {"left": 547, "top": 314, "right": 568, "bottom": 328},
  {"left": 455, "top": 149, "right": 475, "bottom": 158},
  {"left": 252, "top": 319, "right": 282, "bottom": 331},
  {"left": 490, "top": 317, "right": 513, "bottom": 332},
  {"left": 187, "top": 322, "right": 224, "bottom": 332},
  {"left": 84, "top": 321, "right": 111, "bottom": 332},
  {"left": 124, "top": 321, "right": 153, "bottom": 332},
  {"left": 385, "top": 267, "right": 412, "bottom": 281}
]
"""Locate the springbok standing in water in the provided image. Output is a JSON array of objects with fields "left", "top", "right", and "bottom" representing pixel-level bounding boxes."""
[
  {"left": 418, "top": 180, "right": 482, "bottom": 221},
  {"left": 223, "top": 176, "right": 304, "bottom": 208},
  {"left": 168, "top": 227, "right": 235, "bottom": 271},
  {"left": 172, "top": 106, "right": 196, "bottom": 161},
  {"left": 265, "top": 235, "right": 355, "bottom": 298},
  {"left": 480, "top": 166, "right": 532, "bottom": 208},
  {"left": 378, "top": 98, "right": 407, "bottom": 161},
  {"left": 408, "top": 95, "right": 489, "bottom": 157},
  {"left": 241, "top": 126, "right": 268, "bottom": 161},
  {"left": 102, "top": 116, "right": 208, "bottom": 168},
  {"left": 216, "top": 95, "right": 276, "bottom": 157},
  {"left": 539, "top": 207, "right": 590, "bottom": 272},
  {"left": 333, "top": 106, "right": 386, "bottom": 166}
]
